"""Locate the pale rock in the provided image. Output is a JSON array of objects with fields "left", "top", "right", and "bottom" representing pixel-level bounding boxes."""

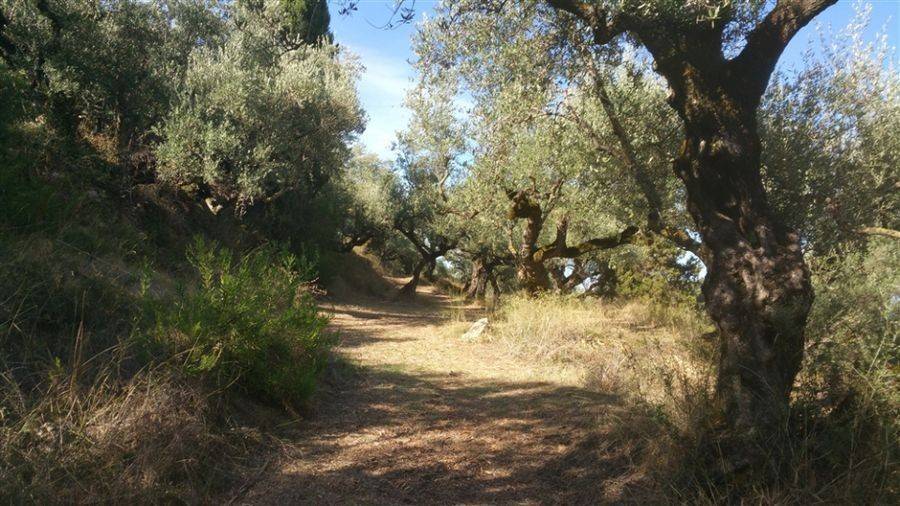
[{"left": 461, "top": 318, "right": 489, "bottom": 341}]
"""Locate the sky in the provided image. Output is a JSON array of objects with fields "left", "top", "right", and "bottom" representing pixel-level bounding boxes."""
[{"left": 331, "top": 1, "right": 900, "bottom": 160}]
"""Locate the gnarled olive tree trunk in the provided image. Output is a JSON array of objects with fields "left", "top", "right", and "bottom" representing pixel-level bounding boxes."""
[
  {"left": 640, "top": 33, "right": 818, "bottom": 453},
  {"left": 465, "top": 254, "right": 508, "bottom": 301},
  {"left": 545, "top": 0, "right": 836, "bottom": 464},
  {"left": 465, "top": 257, "right": 490, "bottom": 300},
  {"left": 677, "top": 97, "right": 811, "bottom": 441},
  {"left": 507, "top": 188, "right": 637, "bottom": 295},
  {"left": 395, "top": 224, "right": 455, "bottom": 298},
  {"left": 506, "top": 189, "right": 552, "bottom": 294},
  {"left": 398, "top": 255, "right": 437, "bottom": 297}
]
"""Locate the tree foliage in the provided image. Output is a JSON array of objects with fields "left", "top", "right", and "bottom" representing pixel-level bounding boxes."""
[
  {"left": 279, "top": 0, "right": 331, "bottom": 44},
  {"left": 761, "top": 6, "right": 899, "bottom": 253},
  {"left": 0, "top": 0, "right": 226, "bottom": 154},
  {"left": 155, "top": 0, "right": 363, "bottom": 212},
  {"left": 409, "top": 1, "right": 695, "bottom": 296},
  {"left": 334, "top": 148, "right": 401, "bottom": 251}
]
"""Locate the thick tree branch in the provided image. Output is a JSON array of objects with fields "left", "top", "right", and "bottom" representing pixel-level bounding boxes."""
[
  {"left": 35, "top": 0, "right": 64, "bottom": 38},
  {"left": 545, "top": 0, "right": 592, "bottom": 19},
  {"left": 591, "top": 71, "right": 663, "bottom": 214},
  {"left": 395, "top": 221, "right": 457, "bottom": 262},
  {"left": 585, "top": 65, "right": 703, "bottom": 258},
  {"left": 857, "top": 227, "right": 900, "bottom": 240},
  {"left": 658, "top": 224, "right": 704, "bottom": 257},
  {"left": 536, "top": 224, "right": 638, "bottom": 261},
  {"left": 506, "top": 188, "right": 543, "bottom": 222},
  {"left": 545, "top": 0, "right": 626, "bottom": 45},
  {"left": 550, "top": 257, "right": 591, "bottom": 292},
  {"left": 731, "top": 0, "right": 838, "bottom": 101}
]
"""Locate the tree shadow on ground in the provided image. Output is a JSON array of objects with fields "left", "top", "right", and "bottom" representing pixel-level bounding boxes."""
[{"left": 246, "top": 361, "right": 667, "bottom": 505}]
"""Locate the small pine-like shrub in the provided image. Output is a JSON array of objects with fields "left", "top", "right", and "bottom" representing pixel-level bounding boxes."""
[{"left": 151, "top": 239, "right": 330, "bottom": 407}]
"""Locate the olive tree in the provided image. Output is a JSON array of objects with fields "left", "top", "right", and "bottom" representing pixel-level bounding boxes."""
[
  {"left": 761, "top": 6, "right": 899, "bottom": 253},
  {"left": 334, "top": 148, "right": 401, "bottom": 252},
  {"left": 402, "top": 0, "right": 844, "bottom": 466},
  {"left": 391, "top": 78, "right": 469, "bottom": 296},
  {"left": 0, "top": 0, "right": 225, "bottom": 160},
  {"left": 155, "top": 0, "right": 364, "bottom": 214},
  {"left": 414, "top": 3, "right": 697, "bottom": 297},
  {"left": 540, "top": 1, "right": 838, "bottom": 457}
]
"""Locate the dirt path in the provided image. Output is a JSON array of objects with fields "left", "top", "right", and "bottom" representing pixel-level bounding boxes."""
[{"left": 240, "top": 285, "right": 641, "bottom": 505}]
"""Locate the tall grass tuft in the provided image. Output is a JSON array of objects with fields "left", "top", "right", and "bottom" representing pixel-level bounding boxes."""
[
  {"left": 484, "top": 293, "right": 711, "bottom": 402},
  {"left": 0, "top": 366, "right": 249, "bottom": 502}
]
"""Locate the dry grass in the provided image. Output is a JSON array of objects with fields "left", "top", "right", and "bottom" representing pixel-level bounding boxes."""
[
  {"left": 0, "top": 361, "right": 265, "bottom": 503},
  {"left": 245, "top": 285, "right": 659, "bottom": 504},
  {"left": 474, "top": 293, "right": 898, "bottom": 503},
  {"left": 482, "top": 294, "right": 714, "bottom": 416},
  {"left": 458, "top": 295, "right": 723, "bottom": 501},
  {"left": 325, "top": 249, "right": 399, "bottom": 300},
  {"left": 0, "top": 231, "right": 302, "bottom": 503}
]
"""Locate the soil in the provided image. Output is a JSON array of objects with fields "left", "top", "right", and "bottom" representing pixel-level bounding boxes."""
[{"left": 238, "top": 282, "right": 650, "bottom": 505}]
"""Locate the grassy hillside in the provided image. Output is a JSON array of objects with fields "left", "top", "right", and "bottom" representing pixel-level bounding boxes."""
[{"left": 0, "top": 124, "right": 334, "bottom": 502}]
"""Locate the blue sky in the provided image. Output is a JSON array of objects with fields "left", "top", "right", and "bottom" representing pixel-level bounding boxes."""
[{"left": 331, "top": 1, "right": 900, "bottom": 159}]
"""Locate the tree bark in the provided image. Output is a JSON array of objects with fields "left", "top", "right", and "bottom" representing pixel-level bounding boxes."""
[
  {"left": 635, "top": 22, "right": 821, "bottom": 454},
  {"left": 549, "top": 258, "right": 590, "bottom": 293},
  {"left": 673, "top": 103, "right": 812, "bottom": 449},
  {"left": 488, "top": 271, "right": 501, "bottom": 306},
  {"left": 399, "top": 256, "right": 431, "bottom": 297},
  {"left": 545, "top": 0, "right": 836, "bottom": 468},
  {"left": 507, "top": 189, "right": 635, "bottom": 295},
  {"left": 507, "top": 188, "right": 554, "bottom": 294},
  {"left": 641, "top": 38, "right": 816, "bottom": 456},
  {"left": 466, "top": 257, "right": 490, "bottom": 301},
  {"left": 394, "top": 224, "right": 455, "bottom": 298},
  {"left": 586, "top": 258, "right": 618, "bottom": 297}
]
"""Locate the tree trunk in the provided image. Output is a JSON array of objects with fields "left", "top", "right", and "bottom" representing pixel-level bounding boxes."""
[
  {"left": 548, "top": 0, "right": 834, "bottom": 476},
  {"left": 466, "top": 258, "right": 490, "bottom": 301},
  {"left": 549, "top": 264, "right": 568, "bottom": 292},
  {"left": 489, "top": 272, "right": 501, "bottom": 306},
  {"left": 507, "top": 190, "right": 552, "bottom": 295},
  {"left": 517, "top": 256, "right": 551, "bottom": 295},
  {"left": 423, "top": 257, "right": 437, "bottom": 282},
  {"left": 398, "top": 258, "right": 428, "bottom": 297},
  {"left": 507, "top": 189, "right": 635, "bottom": 295},
  {"left": 588, "top": 258, "right": 618, "bottom": 297},
  {"left": 674, "top": 97, "right": 812, "bottom": 457}
]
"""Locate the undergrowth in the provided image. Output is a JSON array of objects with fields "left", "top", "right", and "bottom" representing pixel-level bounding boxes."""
[
  {"left": 147, "top": 238, "right": 331, "bottom": 408},
  {"left": 479, "top": 281, "right": 898, "bottom": 503},
  {"left": 1, "top": 150, "right": 332, "bottom": 501}
]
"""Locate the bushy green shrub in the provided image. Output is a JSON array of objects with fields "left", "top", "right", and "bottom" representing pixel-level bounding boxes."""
[
  {"left": 784, "top": 239, "right": 899, "bottom": 502},
  {"left": 609, "top": 240, "right": 701, "bottom": 306},
  {"left": 150, "top": 239, "right": 330, "bottom": 406}
]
